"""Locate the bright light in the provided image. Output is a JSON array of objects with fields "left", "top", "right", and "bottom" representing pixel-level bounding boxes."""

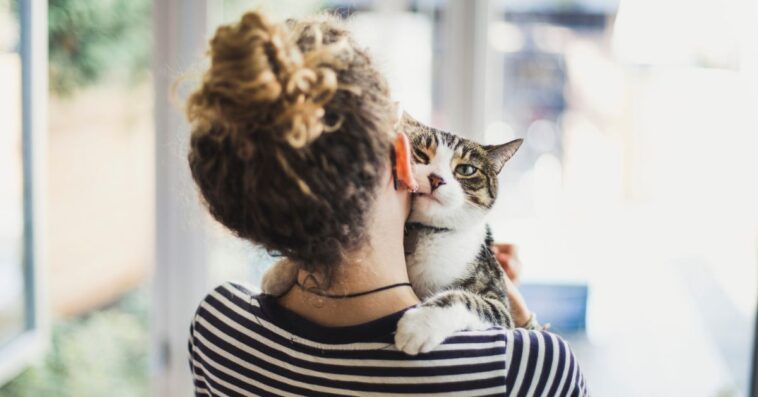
[
  {"left": 489, "top": 21, "right": 523, "bottom": 53},
  {"left": 526, "top": 119, "right": 558, "bottom": 153},
  {"left": 485, "top": 120, "right": 516, "bottom": 144}
]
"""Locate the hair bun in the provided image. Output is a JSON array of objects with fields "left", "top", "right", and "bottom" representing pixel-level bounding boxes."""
[
  {"left": 187, "top": 11, "right": 355, "bottom": 152},
  {"left": 186, "top": 10, "right": 395, "bottom": 274}
]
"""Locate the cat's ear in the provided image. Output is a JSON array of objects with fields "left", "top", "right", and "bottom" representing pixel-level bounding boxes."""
[
  {"left": 485, "top": 139, "right": 523, "bottom": 174},
  {"left": 400, "top": 111, "right": 421, "bottom": 126},
  {"left": 398, "top": 111, "right": 423, "bottom": 140}
]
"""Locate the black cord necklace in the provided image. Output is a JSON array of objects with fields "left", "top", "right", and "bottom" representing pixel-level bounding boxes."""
[{"left": 295, "top": 280, "right": 413, "bottom": 299}]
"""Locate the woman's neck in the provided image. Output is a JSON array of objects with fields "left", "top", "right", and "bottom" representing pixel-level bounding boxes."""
[
  {"left": 277, "top": 248, "right": 419, "bottom": 327},
  {"left": 278, "top": 177, "right": 420, "bottom": 327}
]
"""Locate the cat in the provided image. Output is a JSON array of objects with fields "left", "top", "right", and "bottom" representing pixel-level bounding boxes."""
[
  {"left": 260, "top": 113, "right": 528, "bottom": 355},
  {"left": 393, "top": 113, "right": 524, "bottom": 355}
]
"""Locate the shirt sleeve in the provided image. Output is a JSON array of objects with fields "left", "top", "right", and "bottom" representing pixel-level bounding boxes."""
[
  {"left": 504, "top": 329, "right": 589, "bottom": 396},
  {"left": 188, "top": 316, "right": 212, "bottom": 396}
]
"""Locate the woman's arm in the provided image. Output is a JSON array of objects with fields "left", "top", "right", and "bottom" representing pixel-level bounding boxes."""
[{"left": 492, "top": 243, "right": 543, "bottom": 329}]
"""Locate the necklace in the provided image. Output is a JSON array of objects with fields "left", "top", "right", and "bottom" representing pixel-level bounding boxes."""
[{"left": 295, "top": 280, "right": 413, "bottom": 299}]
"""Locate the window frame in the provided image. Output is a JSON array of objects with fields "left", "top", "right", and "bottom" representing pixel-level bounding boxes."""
[{"left": 0, "top": 0, "right": 48, "bottom": 387}]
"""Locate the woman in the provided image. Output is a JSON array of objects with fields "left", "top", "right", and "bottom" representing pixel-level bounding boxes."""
[{"left": 186, "top": 10, "right": 588, "bottom": 396}]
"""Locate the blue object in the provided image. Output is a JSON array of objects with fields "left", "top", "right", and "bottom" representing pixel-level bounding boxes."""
[{"left": 519, "top": 283, "right": 588, "bottom": 333}]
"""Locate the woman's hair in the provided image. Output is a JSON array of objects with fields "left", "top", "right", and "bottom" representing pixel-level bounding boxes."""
[{"left": 186, "top": 11, "right": 394, "bottom": 276}]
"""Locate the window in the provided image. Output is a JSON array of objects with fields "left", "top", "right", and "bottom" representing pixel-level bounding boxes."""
[
  {"left": 153, "top": 2, "right": 757, "bottom": 395},
  {"left": 0, "top": 0, "right": 26, "bottom": 350},
  {"left": 0, "top": 0, "right": 47, "bottom": 386},
  {"left": 483, "top": 0, "right": 758, "bottom": 395}
]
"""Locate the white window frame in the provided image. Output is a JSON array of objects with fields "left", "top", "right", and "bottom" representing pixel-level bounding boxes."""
[
  {"left": 152, "top": 1, "right": 220, "bottom": 396},
  {"left": 0, "top": 0, "right": 49, "bottom": 387},
  {"left": 442, "top": 0, "right": 496, "bottom": 141}
]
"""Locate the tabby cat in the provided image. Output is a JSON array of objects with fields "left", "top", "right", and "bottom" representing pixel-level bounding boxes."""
[
  {"left": 260, "top": 113, "right": 531, "bottom": 355},
  {"left": 393, "top": 113, "right": 525, "bottom": 355}
]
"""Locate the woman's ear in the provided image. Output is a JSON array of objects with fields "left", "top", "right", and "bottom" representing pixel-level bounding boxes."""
[
  {"left": 485, "top": 138, "right": 523, "bottom": 174},
  {"left": 393, "top": 132, "right": 418, "bottom": 192}
]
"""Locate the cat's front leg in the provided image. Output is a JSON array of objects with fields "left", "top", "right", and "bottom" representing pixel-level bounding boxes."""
[
  {"left": 260, "top": 260, "right": 299, "bottom": 296},
  {"left": 395, "top": 290, "right": 512, "bottom": 355}
]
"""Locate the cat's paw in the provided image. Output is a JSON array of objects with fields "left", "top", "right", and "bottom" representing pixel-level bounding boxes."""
[
  {"left": 394, "top": 306, "right": 457, "bottom": 355},
  {"left": 260, "top": 260, "right": 298, "bottom": 296}
]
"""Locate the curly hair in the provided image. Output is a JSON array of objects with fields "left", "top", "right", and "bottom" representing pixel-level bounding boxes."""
[{"left": 185, "top": 11, "right": 395, "bottom": 276}]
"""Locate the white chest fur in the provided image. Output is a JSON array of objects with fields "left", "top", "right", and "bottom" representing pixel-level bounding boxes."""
[{"left": 406, "top": 223, "right": 487, "bottom": 300}]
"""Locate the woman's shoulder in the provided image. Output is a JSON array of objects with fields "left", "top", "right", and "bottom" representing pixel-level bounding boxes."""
[
  {"left": 193, "top": 280, "right": 262, "bottom": 315},
  {"left": 495, "top": 328, "right": 589, "bottom": 396},
  {"left": 429, "top": 327, "right": 587, "bottom": 395},
  {"left": 188, "top": 282, "right": 588, "bottom": 396},
  {"left": 206, "top": 281, "right": 260, "bottom": 304},
  {"left": 189, "top": 281, "right": 263, "bottom": 335}
]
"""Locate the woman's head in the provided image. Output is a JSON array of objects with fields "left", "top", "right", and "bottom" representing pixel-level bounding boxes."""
[{"left": 186, "top": 11, "right": 396, "bottom": 274}]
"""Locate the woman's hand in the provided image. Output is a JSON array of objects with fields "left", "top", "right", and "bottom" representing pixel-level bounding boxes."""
[
  {"left": 492, "top": 244, "right": 531, "bottom": 327},
  {"left": 491, "top": 243, "right": 522, "bottom": 283}
]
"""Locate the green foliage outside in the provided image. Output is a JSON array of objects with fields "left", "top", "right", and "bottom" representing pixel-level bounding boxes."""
[
  {"left": 48, "top": 0, "right": 151, "bottom": 97},
  {"left": 0, "top": 1, "right": 153, "bottom": 395},
  {"left": 0, "top": 290, "right": 149, "bottom": 397}
]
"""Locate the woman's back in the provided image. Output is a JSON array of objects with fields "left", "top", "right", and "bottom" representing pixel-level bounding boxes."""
[{"left": 189, "top": 283, "right": 588, "bottom": 396}]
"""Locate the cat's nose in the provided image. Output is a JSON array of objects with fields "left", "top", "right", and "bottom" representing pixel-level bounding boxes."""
[{"left": 428, "top": 173, "right": 446, "bottom": 191}]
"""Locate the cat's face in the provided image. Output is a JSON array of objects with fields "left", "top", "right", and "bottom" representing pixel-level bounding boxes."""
[{"left": 402, "top": 113, "right": 522, "bottom": 229}]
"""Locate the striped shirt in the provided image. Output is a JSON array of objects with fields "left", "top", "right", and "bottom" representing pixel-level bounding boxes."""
[{"left": 189, "top": 282, "right": 589, "bottom": 396}]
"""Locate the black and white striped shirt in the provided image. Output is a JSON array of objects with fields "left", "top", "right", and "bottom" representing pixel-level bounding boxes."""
[{"left": 189, "top": 282, "right": 589, "bottom": 396}]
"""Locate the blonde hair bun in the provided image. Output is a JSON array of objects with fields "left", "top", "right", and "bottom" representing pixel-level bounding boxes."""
[
  {"left": 185, "top": 10, "right": 394, "bottom": 273},
  {"left": 187, "top": 10, "right": 355, "bottom": 150}
]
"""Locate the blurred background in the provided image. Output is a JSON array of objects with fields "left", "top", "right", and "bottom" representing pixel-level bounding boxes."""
[{"left": 1, "top": 0, "right": 757, "bottom": 396}]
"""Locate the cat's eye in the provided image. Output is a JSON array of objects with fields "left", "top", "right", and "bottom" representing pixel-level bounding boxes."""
[
  {"left": 455, "top": 164, "right": 478, "bottom": 176},
  {"left": 413, "top": 148, "right": 430, "bottom": 164}
]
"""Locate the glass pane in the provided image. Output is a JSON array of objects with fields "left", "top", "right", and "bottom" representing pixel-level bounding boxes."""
[
  {"left": 0, "top": 0, "right": 26, "bottom": 347},
  {"left": 488, "top": 0, "right": 758, "bottom": 395},
  {"left": 2, "top": 0, "right": 153, "bottom": 393}
]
